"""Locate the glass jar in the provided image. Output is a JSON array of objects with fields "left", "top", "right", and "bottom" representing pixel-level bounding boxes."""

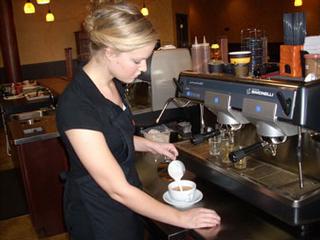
[{"left": 241, "top": 28, "right": 267, "bottom": 75}]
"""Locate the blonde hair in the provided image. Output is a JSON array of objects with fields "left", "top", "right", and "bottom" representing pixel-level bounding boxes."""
[{"left": 84, "top": 1, "right": 158, "bottom": 53}]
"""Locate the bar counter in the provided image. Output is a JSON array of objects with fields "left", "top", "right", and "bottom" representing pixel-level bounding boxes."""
[{"left": 135, "top": 152, "right": 320, "bottom": 239}]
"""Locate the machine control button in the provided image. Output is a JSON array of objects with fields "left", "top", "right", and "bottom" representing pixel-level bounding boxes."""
[{"left": 276, "top": 91, "right": 292, "bottom": 116}]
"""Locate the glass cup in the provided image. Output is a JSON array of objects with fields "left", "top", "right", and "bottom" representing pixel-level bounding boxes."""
[
  {"left": 208, "top": 135, "right": 221, "bottom": 156},
  {"left": 234, "top": 157, "right": 247, "bottom": 170},
  {"left": 157, "top": 157, "right": 172, "bottom": 182},
  {"left": 228, "top": 130, "right": 235, "bottom": 151},
  {"left": 220, "top": 132, "right": 232, "bottom": 164},
  {"left": 234, "top": 146, "right": 248, "bottom": 169}
]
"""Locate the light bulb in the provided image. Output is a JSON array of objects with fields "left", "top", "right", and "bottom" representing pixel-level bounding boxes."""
[
  {"left": 46, "top": 10, "right": 55, "bottom": 22},
  {"left": 294, "top": 0, "right": 302, "bottom": 7},
  {"left": 211, "top": 44, "right": 220, "bottom": 49},
  {"left": 24, "top": 1, "right": 35, "bottom": 14},
  {"left": 36, "top": 0, "right": 50, "bottom": 4},
  {"left": 140, "top": 7, "right": 149, "bottom": 16}
]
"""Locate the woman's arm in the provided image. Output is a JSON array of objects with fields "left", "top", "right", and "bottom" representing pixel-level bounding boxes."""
[
  {"left": 133, "top": 135, "right": 178, "bottom": 160},
  {"left": 66, "top": 129, "right": 220, "bottom": 229}
]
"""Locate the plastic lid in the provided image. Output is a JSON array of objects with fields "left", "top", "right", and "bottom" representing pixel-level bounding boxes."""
[
  {"left": 202, "top": 36, "right": 209, "bottom": 46},
  {"left": 229, "top": 51, "right": 251, "bottom": 56},
  {"left": 304, "top": 54, "right": 320, "bottom": 59},
  {"left": 192, "top": 36, "right": 200, "bottom": 47}
]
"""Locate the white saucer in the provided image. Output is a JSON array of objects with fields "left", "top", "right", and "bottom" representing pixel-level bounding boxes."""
[{"left": 163, "top": 189, "right": 203, "bottom": 208}]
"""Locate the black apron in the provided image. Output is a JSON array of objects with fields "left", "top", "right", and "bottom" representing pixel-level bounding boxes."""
[{"left": 62, "top": 105, "right": 144, "bottom": 240}]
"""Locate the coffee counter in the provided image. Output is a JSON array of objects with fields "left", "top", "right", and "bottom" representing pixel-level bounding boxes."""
[
  {"left": 135, "top": 152, "right": 319, "bottom": 239},
  {"left": 7, "top": 111, "right": 67, "bottom": 236}
]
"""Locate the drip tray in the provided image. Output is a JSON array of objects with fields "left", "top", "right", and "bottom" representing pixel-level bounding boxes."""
[
  {"left": 231, "top": 159, "right": 320, "bottom": 201},
  {"left": 175, "top": 138, "right": 320, "bottom": 225}
]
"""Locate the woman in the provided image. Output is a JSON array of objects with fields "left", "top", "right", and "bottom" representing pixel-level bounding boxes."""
[{"left": 56, "top": 2, "right": 220, "bottom": 239}]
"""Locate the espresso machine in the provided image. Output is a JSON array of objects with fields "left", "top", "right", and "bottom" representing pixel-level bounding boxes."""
[
  {"left": 128, "top": 48, "right": 192, "bottom": 114},
  {"left": 176, "top": 71, "right": 320, "bottom": 228}
]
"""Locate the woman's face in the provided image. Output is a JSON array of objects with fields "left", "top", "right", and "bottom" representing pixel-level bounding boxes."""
[{"left": 106, "top": 43, "right": 155, "bottom": 83}]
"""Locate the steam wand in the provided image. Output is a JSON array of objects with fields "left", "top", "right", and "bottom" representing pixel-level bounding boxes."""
[
  {"left": 155, "top": 97, "right": 192, "bottom": 124},
  {"left": 199, "top": 103, "right": 205, "bottom": 134},
  {"left": 297, "top": 126, "right": 304, "bottom": 189}
]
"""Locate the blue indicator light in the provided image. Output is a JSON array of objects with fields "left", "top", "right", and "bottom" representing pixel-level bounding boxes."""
[
  {"left": 213, "top": 96, "right": 219, "bottom": 104},
  {"left": 256, "top": 105, "right": 262, "bottom": 112},
  {"left": 186, "top": 91, "right": 191, "bottom": 97}
]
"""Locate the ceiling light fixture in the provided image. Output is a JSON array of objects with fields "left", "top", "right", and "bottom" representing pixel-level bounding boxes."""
[
  {"left": 294, "top": 0, "right": 302, "bottom": 7},
  {"left": 140, "top": 1, "right": 149, "bottom": 16},
  {"left": 24, "top": 0, "right": 35, "bottom": 14},
  {"left": 46, "top": 8, "right": 55, "bottom": 22},
  {"left": 36, "top": 0, "right": 50, "bottom": 4}
]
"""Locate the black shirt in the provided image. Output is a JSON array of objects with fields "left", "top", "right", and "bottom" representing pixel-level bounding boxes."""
[
  {"left": 56, "top": 68, "right": 144, "bottom": 239},
  {"left": 56, "top": 68, "right": 132, "bottom": 178}
]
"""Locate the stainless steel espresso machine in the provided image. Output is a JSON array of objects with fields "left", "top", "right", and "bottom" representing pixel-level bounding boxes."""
[{"left": 176, "top": 71, "right": 320, "bottom": 228}]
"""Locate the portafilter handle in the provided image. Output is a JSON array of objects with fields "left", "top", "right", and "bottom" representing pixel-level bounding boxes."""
[
  {"left": 191, "top": 129, "right": 220, "bottom": 145},
  {"left": 229, "top": 141, "right": 268, "bottom": 163}
]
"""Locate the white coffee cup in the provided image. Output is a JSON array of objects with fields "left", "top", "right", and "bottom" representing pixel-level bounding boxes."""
[{"left": 168, "top": 180, "right": 196, "bottom": 202}]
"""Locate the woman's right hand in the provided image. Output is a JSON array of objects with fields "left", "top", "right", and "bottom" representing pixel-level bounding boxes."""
[{"left": 179, "top": 208, "right": 221, "bottom": 229}]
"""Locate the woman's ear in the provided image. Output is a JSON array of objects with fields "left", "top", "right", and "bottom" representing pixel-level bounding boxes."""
[{"left": 104, "top": 47, "right": 118, "bottom": 60}]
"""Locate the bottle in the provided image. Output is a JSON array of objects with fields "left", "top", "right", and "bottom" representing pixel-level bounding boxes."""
[
  {"left": 211, "top": 43, "right": 221, "bottom": 60},
  {"left": 191, "top": 36, "right": 203, "bottom": 72},
  {"left": 202, "top": 36, "right": 210, "bottom": 73},
  {"left": 11, "top": 83, "right": 16, "bottom": 95},
  {"left": 219, "top": 37, "right": 229, "bottom": 64}
]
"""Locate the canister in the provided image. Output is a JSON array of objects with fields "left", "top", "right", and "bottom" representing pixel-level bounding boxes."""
[
  {"left": 234, "top": 63, "right": 249, "bottom": 77},
  {"left": 229, "top": 51, "right": 251, "bottom": 64},
  {"left": 208, "top": 60, "right": 224, "bottom": 73},
  {"left": 304, "top": 54, "right": 320, "bottom": 79}
]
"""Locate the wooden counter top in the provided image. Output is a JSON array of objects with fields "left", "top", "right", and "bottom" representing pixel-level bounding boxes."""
[
  {"left": 36, "top": 77, "right": 70, "bottom": 95},
  {"left": 176, "top": 140, "right": 211, "bottom": 160},
  {"left": 7, "top": 112, "right": 59, "bottom": 145}
]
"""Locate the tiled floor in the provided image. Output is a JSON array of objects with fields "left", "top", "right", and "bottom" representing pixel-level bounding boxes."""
[
  {"left": 0, "top": 127, "right": 69, "bottom": 240},
  {"left": 0, "top": 215, "right": 69, "bottom": 240}
]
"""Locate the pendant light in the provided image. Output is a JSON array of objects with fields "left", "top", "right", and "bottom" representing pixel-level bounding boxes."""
[
  {"left": 46, "top": 6, "right": 55, "bottom": 22},
  {"left": 36, "top": 0, "right": 50, "bottom": 4},
  {"left": 140, "top": 1, "right": 149, "bottom": 16},
  {"left": 24, "top": 0, "right": 35, "bottom": 14},
  {"left": 294, "top": 0, "right": 302, "bottom": 7}
]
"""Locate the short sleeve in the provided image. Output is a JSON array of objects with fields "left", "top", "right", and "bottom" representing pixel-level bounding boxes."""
[{"left": 56, "top": 91, "right": 103, "bottom": 133}]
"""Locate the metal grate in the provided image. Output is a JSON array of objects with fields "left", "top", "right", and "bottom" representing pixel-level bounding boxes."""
[
  {"left": 279, "top": 179, "right": 320, "bottom": 199},
  {"left": 237, "top": 161, "right": 320, "bottom": 200},
  {"left": 242, "top": 164, "right": 279, "bottom": 179}
]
